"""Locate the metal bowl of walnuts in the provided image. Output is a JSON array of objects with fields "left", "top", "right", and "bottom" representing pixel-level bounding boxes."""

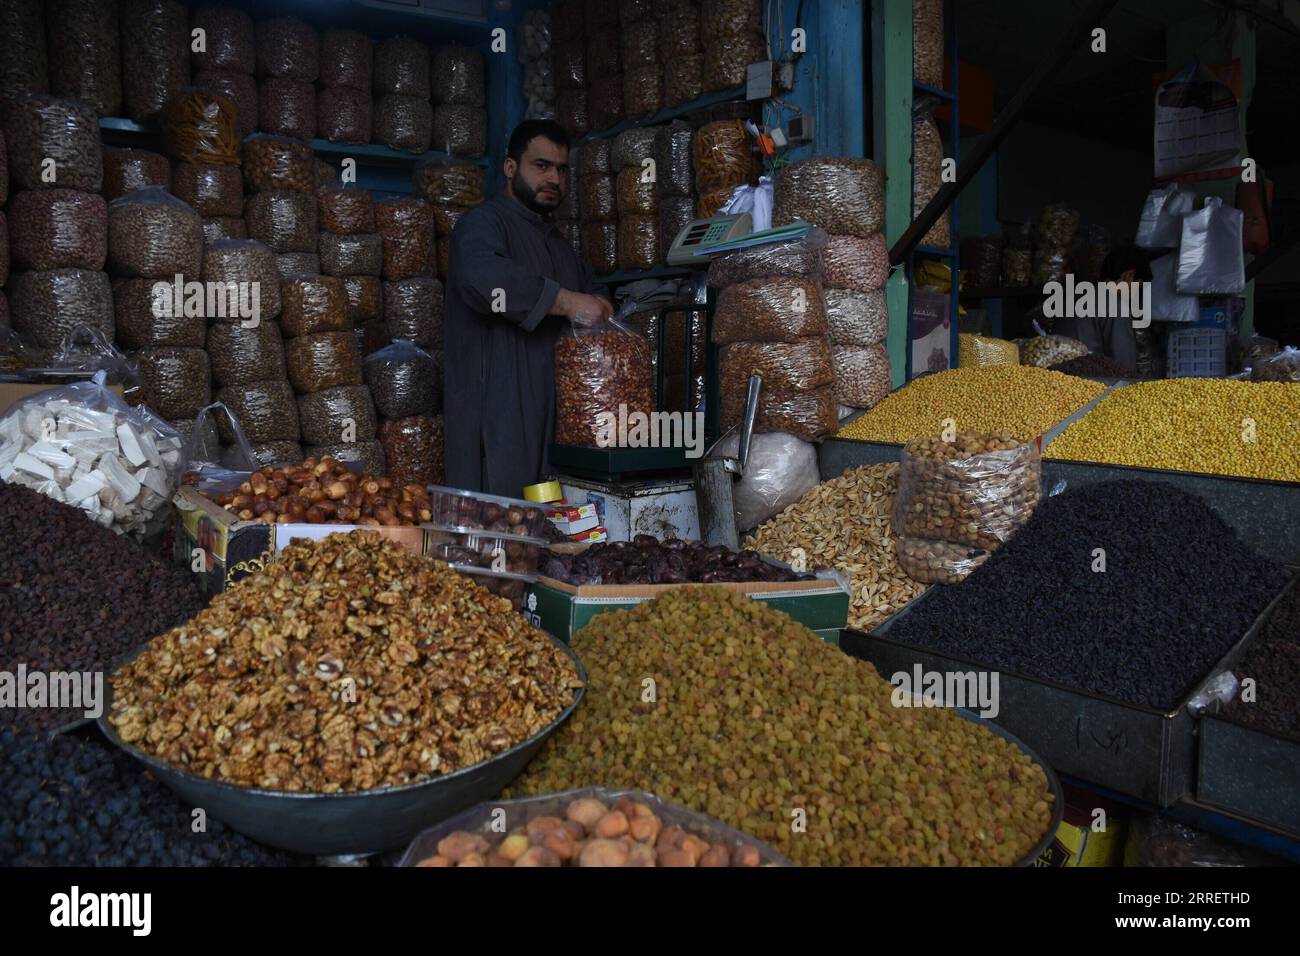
[{"left": 97, "top": 638, "right": 587, "bottom": 859}]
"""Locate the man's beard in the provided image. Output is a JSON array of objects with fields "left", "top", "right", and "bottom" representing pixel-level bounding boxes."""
[{"left": 512, "top": 174, "right": 563, "bottom": 215}]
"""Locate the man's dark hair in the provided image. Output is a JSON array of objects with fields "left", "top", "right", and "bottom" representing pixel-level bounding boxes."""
[
  {"left": 507, "top": 120, "right": 571, "bottom": 163},
  {"left": 1101, "top": 243, "right": 1154, "bottom": 282}
]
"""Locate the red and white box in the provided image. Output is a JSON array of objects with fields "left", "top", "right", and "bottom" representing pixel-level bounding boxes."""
[{"left": 547, "top": 502, "right": 599, "bottom": 535}]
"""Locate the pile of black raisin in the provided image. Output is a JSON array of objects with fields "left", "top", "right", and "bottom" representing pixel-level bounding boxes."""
[{"left": 1221, "top": 585, "right": 1300, "bottom": 740}]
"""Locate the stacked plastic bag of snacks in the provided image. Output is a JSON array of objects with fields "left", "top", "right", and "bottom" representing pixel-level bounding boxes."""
[
  {"left": 1020, "top": 334, "right": 1088, "bottom": 369},
  {"left": 773, "top": 157, "right": 883, "bottom": 237},
  {"left": 554, "top": 317, "right": 656, "bottom": 448},
  {"left": 958, "top": 333, "right": 1019, "bottom": 368}
]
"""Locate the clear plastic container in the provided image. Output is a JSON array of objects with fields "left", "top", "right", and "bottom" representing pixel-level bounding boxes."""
[
  {"left": 397, "top": 787, "right": 792, "bottom": 867},
  {"left": 446, "top": 564, "right": 537, "bottom": 610},
  {"left": 426, "top": 525, "right": 545, "bottom": 576},
  {"left": 425, "top": 484, "right": 549, "bottom": 538}
]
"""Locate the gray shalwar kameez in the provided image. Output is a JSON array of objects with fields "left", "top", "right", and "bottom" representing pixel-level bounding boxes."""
[{"left": 443, "top": 191, "right": 605, "bottom": 497}]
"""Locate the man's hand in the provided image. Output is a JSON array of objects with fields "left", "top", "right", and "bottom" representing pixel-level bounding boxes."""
[{"left": 552, "top": 288, "right": 613, "bottom": 326}]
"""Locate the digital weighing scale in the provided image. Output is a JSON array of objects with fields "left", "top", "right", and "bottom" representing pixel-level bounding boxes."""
[{"left": 665, "top": 215, "right": 813, "bottom": 266}]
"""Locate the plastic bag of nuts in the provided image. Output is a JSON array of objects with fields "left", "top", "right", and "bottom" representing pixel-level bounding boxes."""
[
  {"left": 200, "top": 239, "right": 282, "bottom": 320},
  {"left": 161, "top": 88, "right": 241, "bottom": 166},
  {"left": 280, "top": 276, "right": 349, "bottom": 339},
  {"left": 432, "top": 205, "right": 469, "bottom": 237},
  {"left": 379, "top": 414, "right": 444, "bottom": 487},
  {"left": 375, "top": 198, "right": 436, "bottom": 280},
  {"left": 102, "top": 148, "right": 170, "bottom": 202},
  {"left": 721, "top": 384, "right": 839, "bottom": 442},
  {"left": 553, "top": 37, "right": 586, "bottom": 89},
  {"left": 317, "top": 86, "right": 372, "bottom": 145},
  {"left": 135, "top": 346, "right": 212, "bottom": 420},
  {"left": 247, "top": 440, "right": 303, "bottom": 468},
  {"left": 432, "top": 45, "right": 486, "bottom": 106},
  {"left": 617, "top": 216, "right": 660, "bottom": 271},
  {"left": 244, "top": 189, "right": 318, "bottom": 253},
  {"left": 375, "top": 35, "right": 431, "bottom": 98},
  {"left": 342, "top": 275, "right": 383, "bottom": 324},
  {"left": 554, "top": 319, "right": 656, "bottom": 447},
  {"left": 821, "top": 233, "right": 890, "bottom": 292},
  {"left": 692, "top": 121, "right": 758, "bottom": 192},
  {"left": 112, "top": 278, "right": 206, "bottom": 349},
  {"left": 578, "top": 174, "right": 616, "bottom": 222},
  {"left": 201, "top": 216, "right": 246, "bottom": 242},
  {"left": 120, "top": 0, "right": 190, "bottom": 123},
  {"left": 297, "top": 384, "right": 377, "bottom": 446},
  {"left": 831, "top": 343, "right": 891, "bottom": 409},
  {"left": 664, "top": 54, "right": 703, "bottom": 106},
  {"left": 1019, "top": 334, "right": 1088, "bottom": 369},
  {"left": 713, "top": 276, "right": 829, "bottom": 344},
  {"left": 206, "top": 321, "right": 286, "bottom": 387},
  {"left": 654, "top": 124, "right": 694, "bottom": 196},
  {"left": 913, "top": 114, "right": 950, "bottom": 248},
  {"left": 2, "top": 94, "right": 103, "bottom": 193},
  {"left": 215, "top": 380, "right": 300, "bottom": 443},
  {"left": 913, "top": 0, "right": 944, "bottom": 87},
  {"left": 191, "top": 4, "right": 255, "bottom": 72},
  {"left": 107, "top": 187, "right": 203, "bottom": 278},
  {"left": 825, "top": 289, "right": 888, "bottom": 347},
  {"left": 707, "top": 228, "right": 827, "bottom": 288},
  {"left": 0, "top": 0, "right": 48, "bottom": 100},
  {"left": 320, "top": 29, "right": 372, "bottom": 91},
  {"left": 894, "top": 431, "right": 1042, "bottom": 552},
  {"left": 319, "top": 233, "right": 383, "bottom": 277},
  {"left": 432, "top": 105, "right": 487, "bottom": 158},
  {"left": 660, "top": 197, "right": 694, "bottom": 252},
  {"left": 318, "top": 185, "right": 376, "bottom": 233},
  {"left": 412, "top": 161, "right": 483, "bottom": 207},
  {"left": 611, "top": 128, "right": 658, "bottom": 170},
  {"left": 275, "top": 252, "right": 319, "bottom": 279},
  {"left": 364, "top": 339, "right": 440, "bottom": 419},
  {"left": 616, "top": 167, "right": 657, "bottom": 216},
  {"left": 256, "top": 16, "right": 318, "bottom": 80},
  {"left": 581, "top": 222, "right": 618, "bottom": 275},
  {"left": 589, "top": 79, "right": 626, "bottom": 130},
  {"left": 243, "top": 134, "right": 314, "bottom": 194},
  {"left": 8, "top": 189, "right": 107, "bottom": 272},
  {"left": 896, "top": 537, "right": 990, "bottom": 586},
  {"left": 48, "top": 0, "right": 123, "bottom": 115},
  {"left": 720, "top": 337, "right": 835, "bottom": 396},
  {"left": 285, "top": 331, "right": 363, "bottom": 393},
  {"left": 259, "top": 78, "right": 316, "bottom": 141},
  {"left": 192, "top": 69, "right": 259, "bottom": 139},
  {"left": 374, "top": 94, "right": 432, "bottom": 154},
  {"left": 171, "top": 162, "right": 243, "bottom": 217},
  {"left": 9, "top": 269, "right": 114, "bottom": 348},
  {"left": 703, "top": 31, "right": 765, "bottom": 91},
  {"left": 587, "top": 28, "right": 621, "bottom": 78},
  {"left": 624, "top": 68, "right": 663, "bottom": 117},
  {"left": 556, "top": 90, "right": 590, "bottom": 136},
  {"left": 773, "top": 157, "right": 883, "bottom": 237},
  {"left": 961, "top": 236, "right": 1005, "bottom": 290},
  {"left": 383, "top": 276, "right": 444, "bottom": 349}
]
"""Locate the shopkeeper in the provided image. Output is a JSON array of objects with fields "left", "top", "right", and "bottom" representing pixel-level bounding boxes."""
[
  {"left": 1050, "top": 244, "right": 1151, "bottom": 372},
  {"left": 444, "top": 119, "right": 613, "bottom": 497}
]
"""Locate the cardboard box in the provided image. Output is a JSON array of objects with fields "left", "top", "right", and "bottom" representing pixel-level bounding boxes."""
[
  {"left": 173, "top": 486, "right": 426, "bottom": 596},
  {"left": 523, "top": 574, "right": 851, "bottom": 644},
  {"left": 558, "top": 476, "right": 699, "bottom": 543},
  {"left": 547, "top": 502, "right": 600, "bottom": 535}
]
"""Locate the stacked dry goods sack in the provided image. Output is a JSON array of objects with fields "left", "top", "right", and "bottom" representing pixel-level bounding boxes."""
[
  {"left": 708, "top": 230, "right": 837, "bottom": 442},
  {"left": 412, "top": 160, "right": 485, "bottom": 284},
  {"left": 3, "top": 94, "right": 113, "bottom": 355},
  {"left": 373, "top": 195, "right": 444, "bottom": 479},
  {"left": 191, "top": 3, "right": 259, "bottom": 142},
  {"left": 773, "top": 157, "right": 891, "bottom": 412},
  {"left": 693, "top": 118, "right": 761, "bottom": 219}
]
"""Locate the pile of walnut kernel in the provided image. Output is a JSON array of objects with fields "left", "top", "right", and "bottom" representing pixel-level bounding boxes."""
[{"left": 108, "top": 532, "right": 582, "bottom": 793}]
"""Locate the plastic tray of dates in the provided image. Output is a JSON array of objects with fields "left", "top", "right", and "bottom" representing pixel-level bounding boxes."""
[
  {"left": 399, "top": 786, "right": 792, "bottom": 867},
  {"left": 426, "top": 524, "right": 546, "bottom": 576},
  {"left": 447, "top": 564, "right": 537, "bottom": 610},
  {"left": 426, "top": 483, "right": 549, "bottom": 537}
]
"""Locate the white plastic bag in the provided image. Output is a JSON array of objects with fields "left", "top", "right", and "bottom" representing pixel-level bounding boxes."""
[
  {"left": 1150, "top": 252, "right": 1199, "bottom": 322},
  {"left": 1136, "top": 184, "right": 1194, "bottom": 249},
  {"left": 0, "top": 370, "right": 183, "bottom": 537},
  {"left": 721, "top": 175, "right": 773, "bottom": 233},
  {"left": 1176, "top": 197, "right": 1245, "bottom": 294},
  {"left": 711, "top": 429, "right": 820, "bottom": 532}
]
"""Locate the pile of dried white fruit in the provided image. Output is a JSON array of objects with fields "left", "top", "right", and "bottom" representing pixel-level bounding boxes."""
[{"left": 743, "top": 462, "right": 927, "bottom": 632}]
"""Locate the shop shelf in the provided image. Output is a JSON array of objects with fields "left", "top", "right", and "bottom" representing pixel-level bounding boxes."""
[
  {"left": 577, "top": 86, "right": 747, "bottom": 144},
  {"left": 593, "top": 264, "right": 693, "bottom": 284},
  {"left": 840, "top": 574, "right": 1296, "bottom": 808}
]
